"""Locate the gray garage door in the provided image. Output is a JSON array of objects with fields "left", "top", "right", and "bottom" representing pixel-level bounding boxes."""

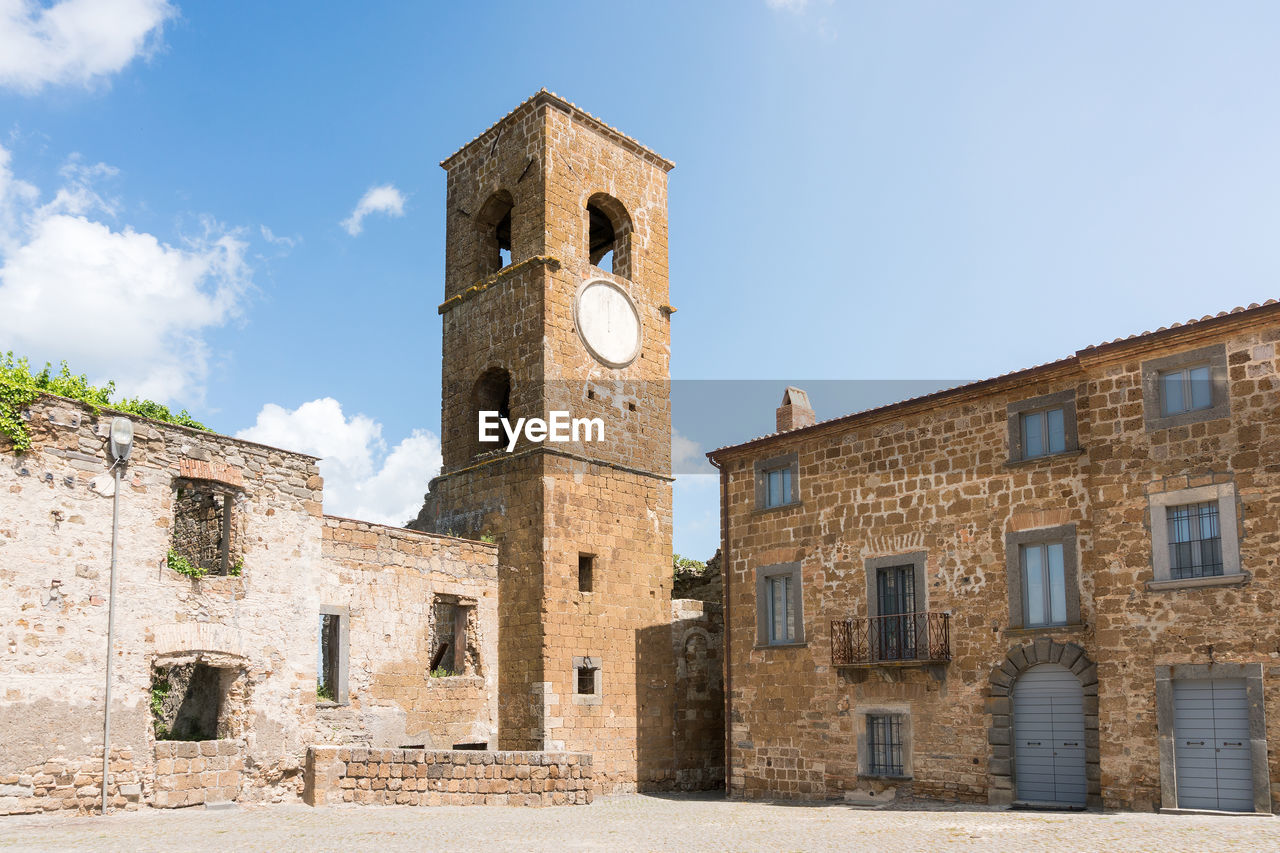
[
  {"left": 1013, "top": 663, "right": 1087, "bottom": 806},
  {"left": 1173, "top": 679, "right": 1253, "bottom": 812}
]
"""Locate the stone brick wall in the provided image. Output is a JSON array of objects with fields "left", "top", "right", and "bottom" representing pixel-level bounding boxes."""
[
  {"left": 1, "top": 395, "right": 502, "bottom": 814},
  {"left": 671, "top": 599, "right": 725, "bottom": 790},
  {"left": 414, "top": 92, "right": 680, "bottom": 794},
  {"left": 303, "top": 747, "right": 593, "bottom": 807},
  {"left": 711, "top": 306, "right": 1280, "bottom": 810},
  {"left": 317, "top": 516, "right": 499, "bottom": 750},
  {"left": 152, "top": 740, "right": 242, "bottom": 808},
  {"left": 0, "top": 748, "right": 141, "bottom": 815}
]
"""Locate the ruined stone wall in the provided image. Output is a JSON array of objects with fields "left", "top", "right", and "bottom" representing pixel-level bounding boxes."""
[
  {"left": 715, "top": 310, "right": 1280, "bottom": 809},
  {"left": 152, "top": 740, "right": 242, "bottom": 808},
  {"left": 0, "top": 395, "right": 325, "bottom": 813},
  {"left": 304, "top": 747, "right": 593, "bottom": 807},
  {"left": 317, "top": 516, "right": 499, "bottom": 751},
  {"left": 670, "top": 599, "right": 725, "bottom": 790}
]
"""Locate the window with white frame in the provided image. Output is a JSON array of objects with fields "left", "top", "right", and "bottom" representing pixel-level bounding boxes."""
[
  {"left": 1159, "top": 364, "right": 1213, "bottom": 417},
  {"left": 754, "top": 453, "right": 799, "bottom": 510},
  {"left": 1020, "top": 407, "right": 1067, "bottom": 459},
  {"left": 1149, "top": 482, "right": 1241, "bottom": 587},
  {"left": 1020, "top": 542, "right": 1068, "bottom": 627},
  {"left": 755, "top": 562, "right": 804, "bottom": 646}
]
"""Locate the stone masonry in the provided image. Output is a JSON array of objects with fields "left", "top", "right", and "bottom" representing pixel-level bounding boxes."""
[
  {"left": 709, "top": 301, "right": 1280, "bottom": 812},
  {"left": 303, "top": 747, "right": 593, "bottom": 807}
]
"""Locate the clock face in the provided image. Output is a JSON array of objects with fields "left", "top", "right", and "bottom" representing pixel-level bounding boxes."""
[{"left": 574, "top": 280, "right": 642, "bottom": 368}]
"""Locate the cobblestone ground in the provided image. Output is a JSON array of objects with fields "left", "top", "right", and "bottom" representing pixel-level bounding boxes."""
[{"left": 2, "top": 794, "right": 1278, "bottom": 853}]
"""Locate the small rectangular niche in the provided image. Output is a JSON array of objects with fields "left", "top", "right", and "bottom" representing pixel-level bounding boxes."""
[{"left": 578, "top": 553, "right": 595, "bottom": 593}]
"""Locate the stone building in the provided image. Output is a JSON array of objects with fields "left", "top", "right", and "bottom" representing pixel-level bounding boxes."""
[
  {"left": 409, "top": 90, "right": 722, "bottom": 794},
  {"left": 0, "top": 92, "right": 724, "bottom": 814},
  {"left": 0, "top": 395, "right": 501, "bottom": 813},
  {"left": 708, "top": 301, "right": 1280, "bottom": 813}
]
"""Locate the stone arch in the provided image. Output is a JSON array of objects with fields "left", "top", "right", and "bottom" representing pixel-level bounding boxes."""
[
  {"left": 986, "top": 639, "right": 1100, "bottom": 807},
  {"left": 585, "top": 192, "right": 633, "bottom": 279},
  {"left": 469, "top": 366, "right": 512, "bottom": 458},
  {"left": 475, "top": 189, "right": 515, "bottom": 276}
]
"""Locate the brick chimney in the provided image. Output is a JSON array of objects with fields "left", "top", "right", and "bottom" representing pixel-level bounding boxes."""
[{"left": 776, "top": 386, "right": 815, "bottom": 432}]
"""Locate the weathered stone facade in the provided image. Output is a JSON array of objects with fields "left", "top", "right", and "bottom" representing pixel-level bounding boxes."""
[
  {"left": 0, "top": 395, "right": 502, "bottom": 813},
  {"left": 709, "top": 302, "right": 1280, "bottom": 812},
  {"left": 410, "top": 91, "right": 722, "bottom": 794}
]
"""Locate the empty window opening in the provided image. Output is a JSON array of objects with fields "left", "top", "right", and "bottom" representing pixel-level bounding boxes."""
[
  {"left": 151, "top": 662, "right": 233, "bottom": 741},
  {"left": 586, "top": 193, "right": 632, "bottom": 279},
  {"left": 867, "top": 714, "right": 905, "bottom": 776},
  {"left": 452, "top": 742, "right": 488, "bottom": 751},
  {"left": 318, "top": 613, "right": 341, "bottom": 702},
  {"left": 471, "top": 367, "right": 512, "bottom": 457},
  {"left": 430, "top": 596, "right": 478, "bottom": 677},
  {"left": 577, "top": 665, "right": 597, "bottom": 696},
  {"left": 476, "top": 190, "right": 515, "bottom": 277},
  {"left": 578, "top": 553, "right": 595, "bottom": 593},
  {"left": 170, "top": 480, "right": 239, "bottom": 577}
]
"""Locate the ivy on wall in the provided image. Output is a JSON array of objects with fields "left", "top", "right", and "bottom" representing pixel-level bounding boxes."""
[{"left": 0, "top": 351, "right": 210, "bottom": 451}]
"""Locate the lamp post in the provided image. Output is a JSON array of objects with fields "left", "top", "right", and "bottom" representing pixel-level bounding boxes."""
[{"left": 101, "top": 417, "right": 133, "bottom": 816}]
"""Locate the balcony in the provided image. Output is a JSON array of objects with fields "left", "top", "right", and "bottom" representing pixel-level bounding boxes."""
[{"left": 830, "top": 612, "right": 951, "bottom": 668}]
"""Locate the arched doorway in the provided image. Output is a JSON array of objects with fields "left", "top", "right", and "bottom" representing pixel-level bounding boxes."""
[
  {"left": 1013, "top": 663, "right": 1087, "bottom": 806},
  {"left": 986, "top": 640, "right": 1099, "bottom": 807}
]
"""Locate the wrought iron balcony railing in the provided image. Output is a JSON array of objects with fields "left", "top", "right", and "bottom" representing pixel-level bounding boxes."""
[{"left": 830, "top": 612, "right": 951, "bottom": 667}]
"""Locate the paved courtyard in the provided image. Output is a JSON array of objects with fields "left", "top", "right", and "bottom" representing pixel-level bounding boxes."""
[{"left": 1, "top": 794, "right": 1277, "bottom": 852}]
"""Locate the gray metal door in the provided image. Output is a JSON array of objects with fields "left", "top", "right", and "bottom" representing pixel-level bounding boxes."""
[
  {"left": 1013, "top": 664, "right": 1087, "bottom": 805},
  {"left": 1173, "top": 679, "right": 1253, "bottom": 811}
]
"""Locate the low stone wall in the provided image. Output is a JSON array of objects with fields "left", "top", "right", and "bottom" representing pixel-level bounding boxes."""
[
  {"left": 153, "top": 740, "right": 242, "bottom": 808},
  {"left": 0, "top": 747, "right": 142, "bottom": 815},
  {"left": 304, "top": 748, "right": 593, "bottom": 807}
]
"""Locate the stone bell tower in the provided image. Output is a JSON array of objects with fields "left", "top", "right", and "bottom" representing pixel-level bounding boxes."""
[{"left": 411, "top": 91, "right": 676, "bottom": 792}]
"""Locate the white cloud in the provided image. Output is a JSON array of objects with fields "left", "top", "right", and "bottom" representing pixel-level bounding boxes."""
[
  {"left": 672, "top": 427, "right": 714, "bottom": 475},
  {"left": 341, "top": 184, "right": 405, "bottom": 236},
  {"left": 0, "top": 0, "right": 176, "bottom": 93},
  {"left": 765, "top": 0, "right": 809, "bottom": 11},
  {"left": 0, "top": 144, "right": 251, "bottom": 403},
  {"left": 236, "top": 398, "right": 441, "bottom": 528}
]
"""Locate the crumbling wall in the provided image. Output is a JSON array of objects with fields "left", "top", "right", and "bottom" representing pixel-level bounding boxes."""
[
  {"left": 670, "top": 599, "right": 725, "bottom": 790},
  {"left": 317, "top": 517, "right": 499, "bottom": 751},
  {"left": 0, "top": 395, "right": 325, "bottom": 813}
]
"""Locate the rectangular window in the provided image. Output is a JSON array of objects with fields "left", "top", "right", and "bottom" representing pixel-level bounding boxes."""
[
  {"left": 767, "top": 574, "right": 796, "bottom": 643},
  {"left": 171, "top": 481, "right": 239, "bottom": 577},
  {"left": 765, "top": 466, "right": 792, "bottom": 508},
  {"left": 578, "top": 553, "right": 594, "bottom": 593},
  {"left": 867, "top": 715, "right": 904, "bottom": 776},
  {"left": 1167, "top": 501, "right": 1223, "bottom": 579},
  {"left": 1020, "top": 542, "right": 1067, "bottom": 627},
  {"left": 1020, "top": 407, "right": 1067, "bottom": 459},
  {"left": 1159, "top": 364, "right": 1213, "bottom": 417},
  {"left": 576, "top": 665, "right": 597, "bottom": 696},
  {"left": 318, "top": 612, "right": 340, "bottom": 703}
]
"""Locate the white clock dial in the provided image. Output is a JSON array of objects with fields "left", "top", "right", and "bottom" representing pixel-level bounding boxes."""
[{"left": 574, "top": 280, "right": 642, "bottom": 368}]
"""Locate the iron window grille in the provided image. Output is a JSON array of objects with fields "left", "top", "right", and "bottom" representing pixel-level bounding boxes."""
[
  {"left": 1019, "top": 407, "right": 1067, "bottom": 459},
  {"left": 1159, "top": 364, "right": 1213, "bottom": 417},
  {"left": 1168, "top": 501, "right": 1224, "bottom": 579},
  {"left": 867, "top": 714, "right": 904, "bottom": 776}
]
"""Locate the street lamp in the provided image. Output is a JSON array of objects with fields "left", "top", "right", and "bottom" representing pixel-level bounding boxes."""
[{"left": 101, "top": 417, "right": 133, "bottom": 816}]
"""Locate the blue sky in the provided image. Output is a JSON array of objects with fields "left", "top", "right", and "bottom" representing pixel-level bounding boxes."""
[{"left": 1, "top": 2, "right": 1278, "bottom": 560}]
